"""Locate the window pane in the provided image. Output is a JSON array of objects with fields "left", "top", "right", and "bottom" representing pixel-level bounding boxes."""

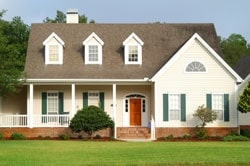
[
  {"left": 186, "top": 61, "right": 206, "bottom": 72},
  {"left": 212, "top": 94, "right": 224, "bottom": 120},
  {"left": 47, "top": 93, "right": 58, "bottom": 114},
  {"left": 88, "top": 92, "right": 99, "bottom": 107},
  {"left": 49, "top": 45, "right": 59, "bottom": 62},
  {"left": 169, "top": 94, "right": 180, "bottom": 120},
  {"left": 89, "top": 45, "right": 98, "bottom": 62},
  {"left": 128, "top": 45, "right": 138, "bottom": 62}
]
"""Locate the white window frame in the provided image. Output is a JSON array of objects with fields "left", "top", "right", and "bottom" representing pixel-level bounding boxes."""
[
  {"left": 43, "top": 32, "right": 64, "bottom": 65},
  {"left": 84, "top": 44, "right": 102, "bottom": 64},
  {"left": 168, "top": 94, "right": 181, "bottom": 121},
  {"left": 212, "top": 94, "right": 224, "bottom": 121},
  {"left": 83, "top": 32, "right": 104, "bottom": 65},
  {"left": 88, "top": 91, "right": 100, "bottom": 107},
  {"left": 124, "top": 44, "right": 142, "bottom": 64},
  {"left": 47, "top": 92, "right": 59, "bottom": 115},
  {"left": 123, "top": 33, "right": 144, "bottom": 65}
]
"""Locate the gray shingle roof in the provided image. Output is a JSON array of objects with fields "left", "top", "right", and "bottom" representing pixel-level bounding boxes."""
[
  {"left": 25, "top": 23, "right": 220, "bottom": 79},
  {"left": 234, "top": 55, "right": 250, "bottom": 79}
]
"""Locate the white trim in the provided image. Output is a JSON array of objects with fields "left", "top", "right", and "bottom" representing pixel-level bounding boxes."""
[
  {"left": 71, "top": 84, "right": 76, "bottom": 116},
  {"left": 43, "top": 32, "right": 65, "bottom": 46},
  {"left": 83, "top": 32, "right": 104, "bottom": 65},
  {"left": 43, "top": 32, "right": 64, "bottom": 65},
  {"left": 82, "top": 32, "right": 104, "bottom": 46},
  {"left": 123, "top": 32, "right": 144, "bottom": 46},
  {"left": 152, "top": 33, "right": 243, "bottom": 83},
  {"left": 28, "top": 84, "right": 34, "bottom": 128},
  {"left": 112, "top": 84, "right": 117, "bottom": 139},
  {"left": 123, "top": 33, "right": 144, "bottom": 65}
]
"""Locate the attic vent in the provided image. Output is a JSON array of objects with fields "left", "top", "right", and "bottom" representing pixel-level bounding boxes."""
[{"left": 66, "top": 9, "right": 79, "bottom": 23}]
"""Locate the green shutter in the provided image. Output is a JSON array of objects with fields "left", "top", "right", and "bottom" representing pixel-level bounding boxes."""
[
  {"left": 163, "top": 94, "right": 169, "bottom": 121},
  {"left": 99, "top": 92, "right": 104, "bottom": 111},
  {"left": 224, "top": 94, "right": 229, "bottom": 122},
  {"left": 42, "top": 92, "right": 47, "bottom": 123},
  {"left": 83, "top": 92, "right": 88, "bottom": 108},
  {"left": 181, "top": 94, "right": 186, "bottom": 122},
  {"left": 59, "top": 92, "right": 64, "bottom": 115},
  {"left": 206, "top": 94, "right": 212, "bottom": 110}
]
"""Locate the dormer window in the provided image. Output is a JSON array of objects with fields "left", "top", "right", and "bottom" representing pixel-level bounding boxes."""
[
  {"left": 43, "top": 32, "right": 64, "bottom": 65},
  {"left": 83, "top": 32, "right": 104, "bottom": 64},
  {"left": 123, "top": 33, "right": 144, "bottom": 65}
]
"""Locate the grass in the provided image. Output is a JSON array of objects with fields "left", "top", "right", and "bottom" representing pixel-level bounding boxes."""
[{"left": 0, "top": 141, "right": 250, "bottom": 166}]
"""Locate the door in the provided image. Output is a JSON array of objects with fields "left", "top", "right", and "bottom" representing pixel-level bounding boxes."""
[{"left": 130, "top": 99, "right": 141, "bottom": 126}]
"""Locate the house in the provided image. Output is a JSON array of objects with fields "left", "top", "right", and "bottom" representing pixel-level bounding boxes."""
[
  {"left": 234, "top": 55, "right": 250, "bottom": 130},
  {"left": 0, "top": 10, "right": 243, "bottom": 139}
]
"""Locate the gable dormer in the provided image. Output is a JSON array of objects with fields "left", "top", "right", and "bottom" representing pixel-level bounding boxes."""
[
  {"left": 123, "top": 33, "right": 144, "bottom": 65},
  {"left": 43, "top": 32, "right": 64, "bottom": 65},
  {"left": 83, "top": 32, "right": 104, "bottom": 64}
]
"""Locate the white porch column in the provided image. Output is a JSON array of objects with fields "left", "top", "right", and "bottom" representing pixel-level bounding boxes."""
[
  {"left": 71, "top": 83, "right": 76, "bottom": 116},
  {"left": 28, "top": 84, "right": 34, "bottom": 128},
  {"left": 112, "top": 84, "right": 117, "bottom": 139}
]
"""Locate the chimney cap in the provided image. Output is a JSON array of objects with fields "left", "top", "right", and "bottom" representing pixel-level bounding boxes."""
[{"left": 67, "top": 9, "right": 78, "bottom": 14}]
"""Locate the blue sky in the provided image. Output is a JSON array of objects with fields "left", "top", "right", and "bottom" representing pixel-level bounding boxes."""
[{"left": 1, "top": 0, "right": 250, "bottom": 42}]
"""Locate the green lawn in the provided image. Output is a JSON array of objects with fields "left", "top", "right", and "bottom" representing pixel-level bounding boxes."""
[{"left": 0, "top": 141, "right": 250, "bottom": 166}]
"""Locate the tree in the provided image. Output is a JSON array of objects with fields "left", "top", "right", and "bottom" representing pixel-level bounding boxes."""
[
  {"left": 69, "top": 106, "right": 114, "bottom": 139},
  {"left": 193, "top": 105, "right": 217, "bottom": 138},
  {"left": 238, "top": 81, "right": 250, "bottom": 113},
  {"left": 219, "top": 34, "right": 250, "bottom": 67},
  {"left": 43, "top": 10, "right": 95, "bottom": 23},
  {"left": 0, "top": 10, "right": 29, "bottom": 98}
]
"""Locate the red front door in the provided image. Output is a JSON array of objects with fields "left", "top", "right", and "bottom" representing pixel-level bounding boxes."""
[{"left": 130, "top": 99, "right": 141, "bottom": 126}]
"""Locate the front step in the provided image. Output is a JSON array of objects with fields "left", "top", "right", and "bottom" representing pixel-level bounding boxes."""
[{"left": 117, "top": 127, "right": 151, "bottom": 139}]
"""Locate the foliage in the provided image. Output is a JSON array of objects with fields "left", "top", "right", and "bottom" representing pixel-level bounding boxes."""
[
  {"left": 193, "top": 105, "right": 217, "bottom": 127},
  {"left": 219, "top": 34, "right": 250, "bottom": 67},
  {"left": 194, "top": 126, "right": 207, "bottom": 139},
  {"left": 10, "top": 133, "right": 25, "bottom": 140},
  {"left": 238, "top": 81, "right": 250, "bottom": 113},
  {"left": 223, "top": 135, "right": 249, "bottom": 141},
  {"left": 240, "top": 129, "right": 250, "bottom": 138},
  {"left": 58, "top": 134, "right": 70, "bottom": 140},
  {"left": 0, "top": 133, "right": 2, "bottom": 140},
  {"left": 69, "top": 106, "right": 114, "bottom": 139},
  {"left": 0, "top": 11, "right": 29, "bottom": 98},
  {"left": 43, "top": 10, "right": 95, "bottom": 23}
]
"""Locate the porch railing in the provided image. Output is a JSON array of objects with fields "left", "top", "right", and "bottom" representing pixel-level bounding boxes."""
[{"left": 0, "top": 115, "right": 72, "bottom": 127}]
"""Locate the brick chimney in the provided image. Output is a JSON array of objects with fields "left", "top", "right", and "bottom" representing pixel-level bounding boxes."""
[{"left": 66, "top": 9, "right": 79, "bottom": 23}]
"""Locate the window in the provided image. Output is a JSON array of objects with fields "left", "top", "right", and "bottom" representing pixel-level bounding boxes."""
[
  {"left": 212, "top": 94, "right": 224, "bottom": 120},
  {"left": 43, "top": 32, "right": 64, "bottom": 65},
  {"left": 83, "top": 32, "right": 104, "bottom": 64},
  {"left": 88, "top": 92, "right": 99, "bottom": 106},
  {"left": 49, "top": 45, "right": 59, "bottom": 62},
  {"left": 88, "top": 45, "right": 99, "bottom": 62},
  {"left": 206, "top": 94, "right": 229, "bottom": 121},
  {"left": 83, "top": 92, "right": 105, "bottom": 110},
  {"left": 47, "top": 92, "right": 59, "bottom": 115},
  {"left": 186, "top": 61, "right": 206, "bottom": 72},
  {"left": 163, "top": 93, "right": 186, "bottom": 122},
  {"left": 128, "top": 45, "right": 138, "bottom": 62},
  {"left": 123, "top": 33, "right": 144, "bottom": 65},
  {"left": 169, "top": 94, "right": 180, "bottom": 120}
]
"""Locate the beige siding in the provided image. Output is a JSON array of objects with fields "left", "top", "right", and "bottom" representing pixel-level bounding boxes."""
[
  {"left": 155, "top": 39, "right": 238, "bottom": 127},
  {"left": 1, "top": 87, "right": 27, "bottom": 115}
]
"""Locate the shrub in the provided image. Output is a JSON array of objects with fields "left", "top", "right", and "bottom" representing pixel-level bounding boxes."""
[
  {"left": 58, "top": 134, "right": 70, "bottom": 140},
  {"left": 164, "top": 134, "right": 174, "bottom": 140},
  {"left": 11, "top": 133, "right": 25, "bottom": 140},
  {"left": 0, "top": 133, "right": 3, "bottom": 140},
  {"left": 194, "top": 126, "right": 207, "bottom": 139},
  {"left": 69, "top": 106, "right": 114, "bottom": 139},
  {"left": 182, "top": 134, "right": 192, "bottom": 139},
  {"left": 223, "top": 135, "right": 249, "bottom": 141},
  {"left": 240, "top": 129, "right": 250, "bottom": 138},
  {"left": 94, "top": 134, "right": 102, "bottom": 139}
]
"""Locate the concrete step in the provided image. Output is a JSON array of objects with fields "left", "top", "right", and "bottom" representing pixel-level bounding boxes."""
[{"left": 117, "top": 127, "right": 151, "bottom": 139}]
